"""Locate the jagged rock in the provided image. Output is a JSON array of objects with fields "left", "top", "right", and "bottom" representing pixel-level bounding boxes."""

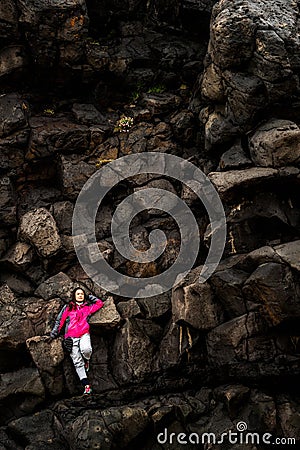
[
  {"left": 0, "top": 129, "right": 29, "bottom": 177},
  {"left": 0, "top": 94, "right": 27, "bottom": 138},
  {"left": 243, "top": 262, "right": 300, "bottom": 326},
  {"left": 0, "top": 45, "right": 28, "bottom": 78},
  {"left": 0, "top": 0, "right": 18, "bottom": 41},
  {"left": 59, "top": 154, "right": 96, "bottom": 201},
  {"left": 0, "top": 285, "right": 34, "bottom": 348},
  {"left": 170, "top": 110, "right": 194, "bottom": 144},
  {"left": 18, "top": 0, "right": 88, "bottom": 67},
  {"left": 241, "top": 245, "right": 282, "bottom": 272},
  {"left": 154, "top": 321, "right": 180, "bottom": 370},
  {"left": 117, "top": 299, "right": 142, "bottom": 319},
  {"left": 89, "top": 297, "right": 122, "bottom": 331},
  {"left": 17, "top": 186, "right": 62, "bottom": 216},
  {"left": 26, "top": 336, "right": 64, "bottom": 396},
  {"left": 72, "top": 103, "right": 106, "bottom": 126},
  {"left": 56, "top": 404, "right": 149, "bottom": 450},
  {"left": 51, "top": 201, "right": 74, "bottom": 235},
  {"left": 0, "top": 228, "right": 13, "bottom": 258},
  {"left": 26, "top": 117, "right": 90, "bottom": 160},
  {"left": 0, "top": 427, "right": 23, "bottom": 450},
  {"left": 213, "top": 384, "right": 250, "bottom": 417},
  {"left": 0, "top": 367, "right": 44, "bottom": 400},
  {"left": 219, "top": 142, "right": 252, "bottom": 170},
  {"left": 0, "top": 285, "right": 62, "bottom": 348},
  {"left": 208, "top": 167, "right": 277, "bottom": 198},
  {"left": 138, "top": 292, "right": 171, "bottom": 318},
  {"left": 274, "top": 240, "right": 300, "bottom": 273},
  {"left": 206, "top": 312, "right": 276, "bottom": 365},
  {"left": 202, "top": 0, "right": 300, "bottom": 147},
  {"left": 277, "top": 395, "right": 300, "bottom": 440},
  {"left": 249, "top": 119, "right": 300, "bottom": 167},
  {"left": 7, "top": 409, "right": 67, "bottom": 450},
  {"left": 210, "top": 269, "right": 248, "bottom": 319},
  {"left": 0, "top": 242, "right": 34, "bottom": 271},
  {"left": 0, "top": 176, "right": 16, "bottom": 226},
  {"left": 172, "top": 281, "right": 223, "bottom": 330},
  {"left": 0, "top": 368, "right": 45, "bottom": 422},
  {"left": 112, "top": 318, "right": 155, "bottom": 382},
  {"left": 18, "top": 207, "right": 61, "bottom": 258},
  {"left": 34, "top": 272, "right": 75, "bottom": 301},
  {"left": 0, "top": 272, "right": 34, "bottom": 295},
  {"left": 142, "top": 93, "right": 181, "bottom": 115},
  {"left": 86, "top": 337, "right": 118, "bottom": 393}
]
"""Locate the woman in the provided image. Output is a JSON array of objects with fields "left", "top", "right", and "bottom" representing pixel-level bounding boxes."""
[{"left": 50, "top": 287, "right": 104, "bottom": 395}]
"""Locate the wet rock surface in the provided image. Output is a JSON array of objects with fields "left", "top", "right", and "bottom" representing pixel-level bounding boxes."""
[{"left": 0, "top": 0, "right": 300, "bottom": 448}]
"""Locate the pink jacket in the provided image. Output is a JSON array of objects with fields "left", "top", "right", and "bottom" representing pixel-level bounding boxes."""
[{"left": 51, "top": 296, "right": 104, "bottom": 338}]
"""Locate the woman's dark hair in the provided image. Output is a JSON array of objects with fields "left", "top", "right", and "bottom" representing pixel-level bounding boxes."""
[{"left": 68, "top": 287, "right": 87, "bottom": 311}]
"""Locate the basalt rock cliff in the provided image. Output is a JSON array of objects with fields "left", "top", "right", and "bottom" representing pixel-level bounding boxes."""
[{"left": 0, "top": 1, "right": 300, "bottom": 449}]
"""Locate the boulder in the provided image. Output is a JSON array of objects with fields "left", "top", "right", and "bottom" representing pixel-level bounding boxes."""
[
  {"left": 72, "top": 103, "right": 107, "bottom": 126},
  {"left": 0, "top": 242, "right": 34, "bottom": 271},
  {"left": 243, "top": 262, "right": 300, "bottom": 325},
  {"left": 154, "top": 321, "right": 181, "bottom": 370},
  {"left": 0, "top": 368, "right": 45, "bottom": 422},
  {"left": 219, "top": 142, "right": 252, "bottom": 171},
  {"left": 172, "top": 281, "right": 223, "bottom": 331},
  {"left": 117, "top": 299, "right": 142, "bottom": 319},
  {"left": 89, "top": 297, "right": 122, "bottom": 331},
  {"left": 7, "top": 410, "right": 67, "bottom": 450},
  {"left": 26, "top": 117, "right": 90, "bottom": 160},
  {"left": 208, "top": 167, "right": 277, "bottom": 199},
  {"left": 210, "top": 269, "right": 248, "bottom": 319},
  {"left": 0, "top": 45, "right": 28, "bottom": 78},
  {"left": 0, "top": 94, "right": 27, "bottom": 138},
  {"left": 58, "top": 405, "right": 149, "bottom": 450},
  {"left": 274, "top": 240, "right": 300, "bottom": 273},
  {"left": 18, "top": 0, "right": 88, "bottom": 67},
  {"left": 0, "top": 0, "right": 18, "bottom": 41},
  {"left": 26, "top": 336, "right": 64, "bottom": 396},
  {"left": 201, "top": 0, "right": 300, "bottom": 147},
  {"left": 0, "top": 129, "right": 29, "bottom": 176},
  {"left": 34, "top": 272, "right": 75, "bottom": 302},
  {"left": 18, "top": 208, "right": 61, "bottom": 258},
  {"left": 206, "top": 312, "right": 276, "bottom": 365},
  {"left": 0, "top": 176, "right": 17, "bottom": 226},
  {"left": 138, "top": 292, "right": 171, "bottom": 318},
  {"left": 0, "top": 285, "right": 34, "bottom": 348},
  {"left": 249, "top": 119, "right": 300, "bottom": 167},
  {"left": 0, "top": 286, "right": 62, "bottom": 348},
  {"left": 277, "top": 395, "right": 300, "bottom": 441},
  {"left": 51, "top": 201, "right": 74, "bottom": 235},
  {"left": 111, "top": 318, "right": 155, "bottom": 382},
  {"left": 85, "top": 337, "right": 118, "bottom": 393},
  {"left": 59, "top": 154, "right": 96, "bottom": 201}
]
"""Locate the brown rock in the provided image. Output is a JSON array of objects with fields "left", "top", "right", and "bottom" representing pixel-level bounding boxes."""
[
  {"left": 89, "top": 297, "right": 122, "bottom": 331},
  {"left": 249, "top": 119, "right": 300, "bottom": 167},
  {"left": 19, "top": 207, "right": 61, "bottom": 258},
  {"left": 26, "top": 117, "right": 90, "bottom": 160}
]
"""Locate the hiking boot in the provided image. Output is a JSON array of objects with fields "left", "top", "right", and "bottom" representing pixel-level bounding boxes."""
[
  {"left": 84, "top": 360, "right": 90, "bottom": 372},
  {"left": 83, "top": 384, "right": 92, "bottom": 395}
]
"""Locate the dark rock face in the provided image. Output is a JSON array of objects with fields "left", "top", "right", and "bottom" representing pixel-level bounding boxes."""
[{"left": 1, "top": 0, "right": 300, "bottom": 448}]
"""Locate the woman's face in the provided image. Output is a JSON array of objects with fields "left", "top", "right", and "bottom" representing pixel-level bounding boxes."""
[{"left": 75, "top": 289, "right": 85, "bottom": 303}]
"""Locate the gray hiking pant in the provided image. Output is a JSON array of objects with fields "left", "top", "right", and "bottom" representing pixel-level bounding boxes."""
[{"left": 70, "top": 333, "right": 92, "bottom": 380}]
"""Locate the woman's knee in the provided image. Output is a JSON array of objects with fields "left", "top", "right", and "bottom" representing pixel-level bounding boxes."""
[{"left": 81, "top": 345, "right": 92, "bottom": 359}]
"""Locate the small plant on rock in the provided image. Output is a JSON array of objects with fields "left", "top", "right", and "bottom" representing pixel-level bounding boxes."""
[
  {"left": 114, "top": 116, "right": 134, "bottom": 133},
  {"left": 148, "top": 84, "right": 165, "bottom": 94}
]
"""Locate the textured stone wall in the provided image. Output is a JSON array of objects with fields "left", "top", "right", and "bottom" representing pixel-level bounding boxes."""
[{"left": 0, "top": 0, "right": 300, "bottom": 448}]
